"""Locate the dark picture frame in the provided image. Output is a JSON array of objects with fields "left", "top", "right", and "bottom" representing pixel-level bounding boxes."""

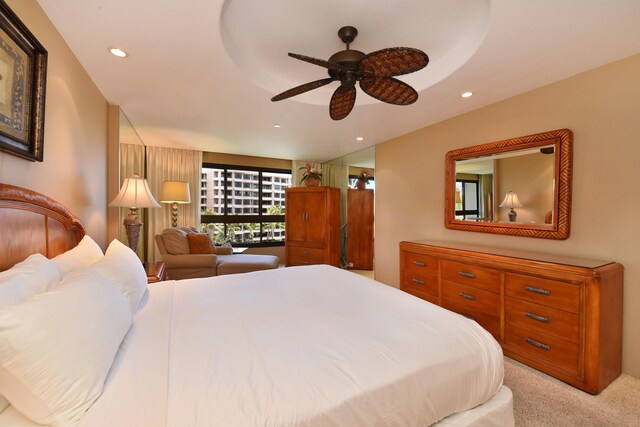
[{"left": 0, "top": 1, "right": 47, "bottom": 162}]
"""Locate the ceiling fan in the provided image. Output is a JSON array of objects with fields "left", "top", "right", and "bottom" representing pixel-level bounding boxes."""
[{"left": 271, "top": 26, "right": 429, "bottom": 120}]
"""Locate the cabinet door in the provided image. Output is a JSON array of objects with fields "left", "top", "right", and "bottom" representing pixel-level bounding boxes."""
[
  {"left": 304, "top": 191, "right": 327, "bottom": 244},
  {"left": 286, "top": 192, "right": 308, "bottom": 243}
]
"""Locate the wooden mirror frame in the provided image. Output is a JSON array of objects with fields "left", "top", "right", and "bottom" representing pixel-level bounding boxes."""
[{"left": 445, "top": 129, "right": 573, "bottom": 240}]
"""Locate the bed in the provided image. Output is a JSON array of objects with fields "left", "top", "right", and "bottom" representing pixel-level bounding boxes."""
[{"left": 0, "top": 183, "right": 513, "bottom": 426}]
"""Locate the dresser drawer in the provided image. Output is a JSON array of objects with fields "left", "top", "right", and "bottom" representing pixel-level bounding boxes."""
[
  {"left": 402, "top": 252, "right": 438, "bottom": 276},
  {"left": 442, "top": 299, "right": 500, "bottom": 339},
  {"left": 506, "top": 273, "right": 580, "bottom": 313},
  {"left": 287, "top": 246, "right": 325, "bottom": 266},
  {"left": 441, "top": 280, "right": 500, "bottom": 317},
  {"left": 441, "top": 260, "right": 500, "bottom": 293},
  {"left": 506, "top": 297, "right": 579, "bottom": 343},
  {"left": 506, "top": 322, "right": 579, "bottom": 375},
  {"left": 401, "top": 271, "right": 438, "bottom": 300}
]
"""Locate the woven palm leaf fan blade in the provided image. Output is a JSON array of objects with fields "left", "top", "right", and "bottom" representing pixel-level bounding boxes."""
[
  {"left": 330, "top": 85, "right": 356, "bottom": 120},
  {"left": 359, "top": 47, "right": 429, "bottom": 77},
  {"left": 359, "top": 76, "right": 418, "bottom": 105},
  {"left": 271, "top": 78, "right": 334, "bottom": 102}
]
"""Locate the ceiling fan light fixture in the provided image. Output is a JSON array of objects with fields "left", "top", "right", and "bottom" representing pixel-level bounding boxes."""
[
  {"left": 271, "top": 26, "right": 429, "bottom": 120},
  {"left": 109, "top": 47, "right": 128, "bottom": 58}
]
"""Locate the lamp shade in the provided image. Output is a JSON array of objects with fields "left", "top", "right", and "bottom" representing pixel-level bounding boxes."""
[
  {"left": 109, "top": 174, "right": 161, "bottom": 208},
  {"left": 499, "top": 191, "right": 523, "bottom": 209},
  {"left": 159, "top": 181, "right": 191, "bottom": 204}
]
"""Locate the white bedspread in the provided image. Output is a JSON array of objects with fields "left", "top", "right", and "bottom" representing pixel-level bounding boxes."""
[{"left": 1, "top": 265, "right": 504, "bottom": 427}]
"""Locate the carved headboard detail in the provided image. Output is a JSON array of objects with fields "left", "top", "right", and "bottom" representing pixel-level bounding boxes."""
[{"left": 0, "top": 183, "right": 85, "bottom": 271}]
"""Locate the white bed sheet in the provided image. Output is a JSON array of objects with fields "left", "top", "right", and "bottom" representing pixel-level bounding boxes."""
[{"left": 0, "top": 265, "right": 507, "bottom": 427}]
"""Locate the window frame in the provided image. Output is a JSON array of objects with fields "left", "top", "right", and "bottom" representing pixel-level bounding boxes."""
[
  {"left": 200, "top": 162, "right": 290, "bottom": 247},
  {"left": 455, "top": 179, "right": 480, "bottom": 219}
]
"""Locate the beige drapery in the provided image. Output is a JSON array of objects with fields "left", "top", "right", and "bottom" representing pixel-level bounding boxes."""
[{"left": 145, "top": 146, "right": 203, "bottom": 264}]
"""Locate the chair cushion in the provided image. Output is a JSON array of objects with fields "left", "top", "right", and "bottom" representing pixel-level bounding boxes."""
[
  {"left": 186, "top": 234, "right": 215, "bottom": 254},
  {"left": 216, "top": 254, "right": 279, "bottom": 276},
  {"left": 160, "top": 229, "right": 190, "bottom": 255}
]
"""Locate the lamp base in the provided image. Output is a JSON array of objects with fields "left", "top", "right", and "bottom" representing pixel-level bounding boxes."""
[
  {"left": 508, "top": 209, "right": 517, "bottom": 222},
  {"left": 171, "top": 202, "right": 179, "bottom": 227},
  {"left": 123, "top": 209, "right": 142, "bottom": 252}
]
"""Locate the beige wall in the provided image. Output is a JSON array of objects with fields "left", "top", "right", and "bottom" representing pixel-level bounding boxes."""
[
  {"left": 375, "top": 54, "right": 640, "bottom": 378},
  {"left": 0, "top": 0, "right": 108, "bottom": 247}
]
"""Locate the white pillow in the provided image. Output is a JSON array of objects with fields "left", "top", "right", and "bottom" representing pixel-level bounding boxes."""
[
  {"left": 0, "top": 268, "right": 132, "bottom": 425},
  {"left": 52, "top": 235, "right": 103, "bottom": 277},
  {"left": 92, "top": 239, "right": 148, "bottom": 312},
  {"left": 0, "top": 254, "right": 60, "bottom": 306}
]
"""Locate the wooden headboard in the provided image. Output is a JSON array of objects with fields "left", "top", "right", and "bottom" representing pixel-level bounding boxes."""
[{"left": 0, "top": 183, "right": 85, "bottom": 272}]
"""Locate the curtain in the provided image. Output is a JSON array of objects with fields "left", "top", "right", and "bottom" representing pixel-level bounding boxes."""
[
  {"left": 145, "top": 146, "right": 203, "bottom": 264},
  {"left": 119, "top": 143, "right": 146, "bottom": 259},
  {"left": 479, "top": 174, "right": 493, "bottom": 219}
]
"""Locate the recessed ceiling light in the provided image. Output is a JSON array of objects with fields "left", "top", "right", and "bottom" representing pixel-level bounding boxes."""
[
  {"left": 356, "top": 137, "right": 364, "bottom": 141},
  {"left": 109, "top": 48, "right": 128, "bottom": 58},
  {"left": 273, "top": 124, "right": 281, "bottom": 128},
  {"left": 460, "top": 91, "right": 473, "bottom": 98}
]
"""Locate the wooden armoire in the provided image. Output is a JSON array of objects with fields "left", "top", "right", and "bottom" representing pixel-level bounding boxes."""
[
  {"left": 285, "top": 186, "right": 340, "bottom": 267},
  {"left": 347, "top": 189, "right": 374, "bottom": 270}
]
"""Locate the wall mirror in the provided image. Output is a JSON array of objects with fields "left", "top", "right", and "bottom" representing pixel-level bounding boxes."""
[{"left": 445, "top": 129, "right": 573, "bottom": 239}]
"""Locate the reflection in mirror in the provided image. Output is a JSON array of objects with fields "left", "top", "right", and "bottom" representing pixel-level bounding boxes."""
[
  {"left": 454, "top": 145, "right": 555, "bottom": 225},
  {"left": 445, "top": 129, "right": 572, "bottom": 240}
]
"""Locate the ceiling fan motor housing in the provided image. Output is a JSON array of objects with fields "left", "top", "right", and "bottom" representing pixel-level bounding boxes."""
[{"left": 327, "top": 49, "right": 366, "bottom": 84}]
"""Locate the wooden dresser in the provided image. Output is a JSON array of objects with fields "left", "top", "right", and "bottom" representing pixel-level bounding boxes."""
[
  {"left": 399, "top": 240, "right": 623, "bottom": 394},
  {"left": 285, "top": 186, "right": 340, "bottom": 267}
]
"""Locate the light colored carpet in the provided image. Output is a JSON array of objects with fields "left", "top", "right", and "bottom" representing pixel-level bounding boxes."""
[{"left": 504, "top": 357, "right": 640, "bottom": 426}]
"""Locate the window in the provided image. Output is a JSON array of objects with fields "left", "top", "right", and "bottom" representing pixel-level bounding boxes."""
[
  {"left": 455, "top": 180, "right": 479, "bottom": 220},
  {"left": 200, "top": 164, "right": 291, "bottom": 246}
]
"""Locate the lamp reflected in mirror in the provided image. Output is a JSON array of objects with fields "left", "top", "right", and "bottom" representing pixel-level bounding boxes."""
[{"left": 499, "top": 191, "right": 523, "bottom": 222}]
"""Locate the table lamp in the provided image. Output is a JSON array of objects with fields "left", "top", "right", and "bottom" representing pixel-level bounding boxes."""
[
  {"left": 499, "top": 191, "right": 523, "bottom": 222},
  {"left": 159, "top": 181, "right": 191, "bottom": 227},
  {"left": 109, "top": 173, "right": 161, "bottom": 252}
]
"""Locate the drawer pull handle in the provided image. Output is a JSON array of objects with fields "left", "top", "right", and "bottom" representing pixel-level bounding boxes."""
[
  {"left": 526, "top": 338, "right": 550, "bottom": 351},
  {"left": 458, "top": 271, "right": 476, "bottom": 278},
  {"left": 525, "top": 285, "right": 551, "bottom": 296},
  {"left": 458, "top": 291, "right": 477, "bottom": 301},
  {"left": 462, "top": 314, "right": 476, "bottom": 321},
  {"left": 412, "top": 278, "right": 425, "bottom": 285},
  {"left": 525, "top": 312, "right": 550, "bottom": 323},
  {"left": 413, "top": 261, "right": 427, "bottom": 267},
  {"left": 302, "top": 261, "right": 310, "bottom": 265}
]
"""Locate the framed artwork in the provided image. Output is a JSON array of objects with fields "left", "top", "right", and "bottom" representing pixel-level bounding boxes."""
[{"left": 0, "top": 1, "right": 47, "bottom": 162}]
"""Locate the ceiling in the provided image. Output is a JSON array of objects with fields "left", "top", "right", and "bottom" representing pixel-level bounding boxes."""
[{"left": 36, "top": 0, "right": 640, "bottom": 165}]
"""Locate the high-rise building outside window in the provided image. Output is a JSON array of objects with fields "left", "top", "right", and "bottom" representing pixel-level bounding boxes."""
[{"left": 200, "top": 164, "right": 291, "bottom": 246}]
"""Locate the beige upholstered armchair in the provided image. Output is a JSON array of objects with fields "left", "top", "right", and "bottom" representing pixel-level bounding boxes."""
[{"left": 155, "top": 227, "right": 279, "bottom": 280}]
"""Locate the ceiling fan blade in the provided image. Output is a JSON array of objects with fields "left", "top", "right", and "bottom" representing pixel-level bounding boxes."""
[
  {"left": 329, "top": 85, "right": 356, "bottom": 120},
  {"left": 288, "top": 53, "right": 345, "bottom": 71},
  {"left": 360, "top": 76, "right": 418, "bottom": 105},
  {"left": 271, "top": 78, "right": 334, "bottom": 102},
  {"left": 360, "top": 47, "right": 429, "bottom": 77}
]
